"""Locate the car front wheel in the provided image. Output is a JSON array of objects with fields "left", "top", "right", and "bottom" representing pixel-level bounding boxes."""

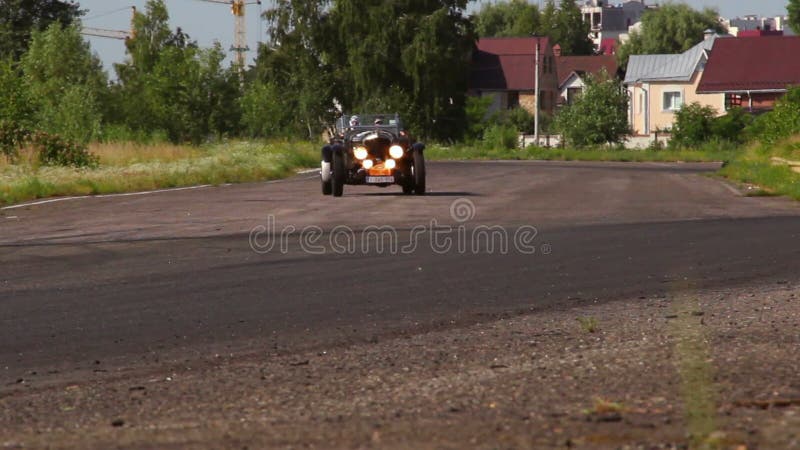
[
  {"left": 332, "top": 151, "right": 345, "bottom": 197},
  {"left": 412, "top": 147, "right": 425, "bottom": 195},
  {"left": 321, "top": 161, "right": 332, "bottom": 195}
]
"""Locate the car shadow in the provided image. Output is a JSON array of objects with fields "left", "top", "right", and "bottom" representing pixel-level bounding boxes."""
[{"left": 358, "top": 191, "right": 479, "bottom": 197}]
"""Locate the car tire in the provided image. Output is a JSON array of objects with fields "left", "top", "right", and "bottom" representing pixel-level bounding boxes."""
[
  {"left": 412, "top": 148, "right": 425, "bottom": 195},
  {"left": 321, "top": 162, "right": 332, "bottom": 195},
  {"left": 402, "top": 182, "right": 414, "bottom": 195},
  {"left": 332, "top": 151, "right": 345, "bottom": 197}
]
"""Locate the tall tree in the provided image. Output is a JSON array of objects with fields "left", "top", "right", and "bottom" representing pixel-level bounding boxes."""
[
  {"left": 259, "top": 0, "right": 336, "bottom": 138},
  {"left": 789, "top": 0, "right": 800, "bottom": 34},
  {"left": 474, "top": 0, "right": 540, "bottom": 38},
  {"left": 554, "top": 0, "right": 593, "bottom": 56},
  {"left": 617, "top": 3, "right": 723, "bottom": 68},
  {"left": 329, "top": 0, "right": 475, "bottom": 140},
  {"left": 0, "top": 58, "right": 34, "bottom": 127},
  {"left": 112, "top": 0, "right": 240, "bottom": 143},
  {"left": 20, "top": 22, "right": 107, "bottom": 143},
  {"left": 0, "top": 0, "right": 83, "bottom": 60}
]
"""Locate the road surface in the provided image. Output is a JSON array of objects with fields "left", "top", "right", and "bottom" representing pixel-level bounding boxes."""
[{"left": 1, "top": 160, "right": 799, "bottom": 387}]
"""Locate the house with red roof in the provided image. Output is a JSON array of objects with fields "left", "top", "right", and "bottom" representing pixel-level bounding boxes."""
[
  {"left": 469, "top": 37, "right": 559, "bottom": 116},
  {"left": 697, "top": 36, "right": 800, "bottom": 112},
  {"left": 555, "top": 54, "right": 618, "bottom": 105}
]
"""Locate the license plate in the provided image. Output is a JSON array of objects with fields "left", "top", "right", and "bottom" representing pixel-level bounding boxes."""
[{"left": 366, "top": 176, "right": 394, "bottom": 184}]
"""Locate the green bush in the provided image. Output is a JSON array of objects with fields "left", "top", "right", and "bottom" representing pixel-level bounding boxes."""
[
  {"left": 37, "top": 85, "right": 102, "bottom": 144},
  {"left": 711, "top": 107, "right": 752, "bottom": 145},
  {"left": 506, "top": 107, "right": 536, "bottom": 134},
  {"left": 553, "top": 70, "right": 629, "bottom": 147},
  {"left": 670, "top": 103, "right": 716, "bottom": 148},
  {"left": 0, "top": 121, "right": 31, "bottom": 160},
  {"left": 32, "top": 132, "right": 99, "bottom": 168},
  {"left": 744, "top": 87, "right": 800, "bottom": 145},
  {"left": 464, "top": 96, "right": 493, "bottom": 142},
  {"left": 482, "top": 124, "right": 518, "bottom": 149},
  {"left": 671, "top": 103, "right": 752, "bottom": 148}
]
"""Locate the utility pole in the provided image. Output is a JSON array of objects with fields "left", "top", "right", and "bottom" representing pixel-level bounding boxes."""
[{"left": 534, "top": 38, "right": 540, "bottom": 146}]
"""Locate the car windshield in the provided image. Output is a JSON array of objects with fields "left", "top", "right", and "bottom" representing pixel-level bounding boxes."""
[{"left": 336, "top": 113, "right": 403, "bottom": 135}]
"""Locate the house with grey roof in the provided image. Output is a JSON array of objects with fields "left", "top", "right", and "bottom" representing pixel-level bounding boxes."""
[{"left": 623, "top": 33, "right": 728, "bottom": 136}]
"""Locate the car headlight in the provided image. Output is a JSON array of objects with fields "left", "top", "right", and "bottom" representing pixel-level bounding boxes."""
[
  {"left": 362, "top": 159, "right": 373, "bottom": 169},
  {"left": 389, "top": 145, "right": 404, "bottom": 159},
  {"left": 385, "top": 159, "right": 396, "bottom": 169},
  {"left": 354, "top": 147, "right": 368, "bottom": 160}
]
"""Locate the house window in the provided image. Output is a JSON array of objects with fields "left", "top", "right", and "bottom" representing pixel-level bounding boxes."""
[
  {"left": 663, "top": 91, "right": 683, "bottom": 111},
  {"left": 507, "top": 91, "right": 519, "bottom": 109},
  {"left": 725, "top": 94, "right": 743, "bottom": 110},
  {"left": 638, "top": 92, "right": 643, "bottom": 114}
]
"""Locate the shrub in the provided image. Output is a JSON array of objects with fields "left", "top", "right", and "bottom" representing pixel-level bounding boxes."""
[
  {"left": 670, "top": 103, "right": 716, "bottom": 148},
  {"left": 553, "top": 70, "right": 629, "bottom": 147},
  {"left": 744, "top": 87, "right": 800, "bottom": 145},
  {"left": 0, "top": 121, "right": 31, "bottom": 161},
  {"left": 711, "top": 107, "right": 752, "bottom": 145},
  {"left": 32, "top": 132, "right": 99, "bottom": 168},
  {"left": 506, "top": 107, "right": 536, "bottom": 134},
  {"left": 482, "top": 124, "right": 518, "bottom": 149},
  {"left": 37, "top": 85, "right": 102, "bottom": 144},
  {"left": 464, "top": 96, "right": 494, "bottom": 142}
]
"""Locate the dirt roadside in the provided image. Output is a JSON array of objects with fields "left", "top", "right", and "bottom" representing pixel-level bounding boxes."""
[{"left": 1, "top": 280, "right": 799, "bottom": 450}]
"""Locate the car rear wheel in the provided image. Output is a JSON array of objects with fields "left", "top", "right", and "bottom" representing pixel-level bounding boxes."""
[
  {"left": 412, "top": 148, "right": 425, "bottom": 195},
  {"left": 332, "top": 151, "right": 345, "bottom": 197}
]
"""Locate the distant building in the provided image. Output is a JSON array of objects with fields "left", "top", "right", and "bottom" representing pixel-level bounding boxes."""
[
  {"left": 721, "top": 15, "right": 796, "bottom": 37},
  {"left": 469, "top": 37, "right": 560, "bottom": 116},
  {"left": 580, "top": 0, "right": 655, "bottom": 48},
  {"left": 697, "top": 36, "right": 800, "bottom": 112}
]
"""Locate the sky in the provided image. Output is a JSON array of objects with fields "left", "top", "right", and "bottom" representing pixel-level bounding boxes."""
[{"left": 78, "top": 0, "right": 791, "bottom": 75}]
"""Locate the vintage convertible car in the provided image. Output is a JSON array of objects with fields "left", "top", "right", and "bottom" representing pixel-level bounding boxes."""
[{"left": 321, "top": 114, "right": 425, "bottom": 197}]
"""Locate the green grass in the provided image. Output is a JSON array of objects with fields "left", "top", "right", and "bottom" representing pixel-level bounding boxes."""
[
  {"left": 718, "top": 137, "right": 800, "bottom": 200},
  {"left": 426, "top": 144, "right": 737, "bottom": 163},
  {"left": 0, "top": 141, "right": 317, "bottom": 206}
]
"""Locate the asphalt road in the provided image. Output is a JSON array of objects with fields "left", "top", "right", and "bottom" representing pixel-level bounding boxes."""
[{"left": 1, "top": 161, "right": 799, "bottom": 389}]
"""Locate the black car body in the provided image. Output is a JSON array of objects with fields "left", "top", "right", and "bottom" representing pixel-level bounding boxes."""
[{"left": 321, "top": 114, "right": 426, "bottom": 197}]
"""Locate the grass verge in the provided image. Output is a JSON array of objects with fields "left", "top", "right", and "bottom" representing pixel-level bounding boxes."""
[
  {"left": 718, "top": 137, "right": 800, "bottom": 200},
  {"left": 426, "top": 145, "right": 738, "bottom": 163},
  {"left": 0, "top": 141, "right": 317, "bottom": 207}
]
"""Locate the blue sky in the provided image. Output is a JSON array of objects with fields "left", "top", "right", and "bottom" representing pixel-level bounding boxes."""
[{"left": 79, "top": 0, "right": 791, "bottom": 75}]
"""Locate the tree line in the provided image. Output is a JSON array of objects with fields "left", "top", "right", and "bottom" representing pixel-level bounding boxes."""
[{"left": 1, "top": 0, "right": 798, "bottom": 147}]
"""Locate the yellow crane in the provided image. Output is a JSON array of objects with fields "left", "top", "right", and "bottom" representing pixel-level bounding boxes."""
[
  {"left": 194, "top": 0, "right": 262, "bottom": 70},
  {"left": 80, "top": 6, "right": 136, "bottom": 41}
]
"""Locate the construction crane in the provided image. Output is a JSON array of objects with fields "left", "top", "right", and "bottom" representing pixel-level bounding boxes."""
[
  {"left": 81, "top": 27, "right": 132, "bottom": 40},
  {"left": 194, "top": 0, "right": 262, "bottom": 70},
  {"left": 80, "top": 6, "right": 136, "bottom": 41}
]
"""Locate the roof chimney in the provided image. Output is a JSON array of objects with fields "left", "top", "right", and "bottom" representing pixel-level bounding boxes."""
[{"left": 553, "top": 44, "right": 562, "bottom": 57}]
